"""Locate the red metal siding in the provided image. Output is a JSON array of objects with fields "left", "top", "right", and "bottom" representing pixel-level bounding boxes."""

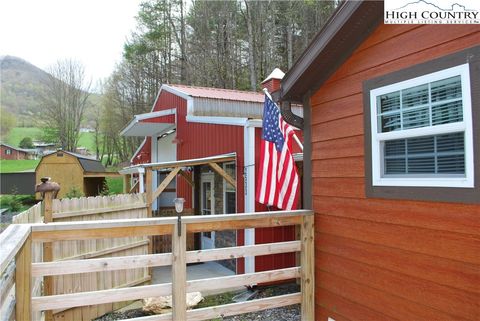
[
  {"left": 140, "top": 88, "right": 303, "bottom": 273},
  {"left": 132, "top": 138, "right": 151, "bottom": 165},
  {"left": 311, "top": 24, "right": 480, "bottom": 320},
  {"left": 152, "top": 90, "right": 184, "bottom": 113},
  {"left": 140, "top": 115, "right": 175, "bottom": 123},
  {"left": 176, "top": 102, "right": 245, "bottom": 212}
]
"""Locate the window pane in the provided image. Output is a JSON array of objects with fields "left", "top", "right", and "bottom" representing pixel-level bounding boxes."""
[
  {"left": 384, "top": 139, "right": 405, "bottom": 156},
  {"left": 402, "top": 84, "right": 428, "bottom": 109},
  {"left": 385, "top": 158, "right": 406, "bottom": 174},
  {"left": 378, "top": 92, "right": 400, "bottom": 113},
  {"left": 380, "top": 113, "right": 401, "bottom": 132},
  {"left": 407, "top": 136, "right": 434, "bottom": 154},
  {"left": 432, "top": 100, "right": 463, "bottom": 125},
  {"left": 431, "top": 76, "right": 461, "bottom": 102},
  {"left": 402, "top": 107, "right": 429, "bottom": 129},
  {"left": 383, "top": 132, "right": 465, "bottom": 176},
  {"left": 437, "top": 155, "right": 465, "bottom": 173},
  {"left": 437, "top": 133, "right": 464, "bottom": 153},
  {"left": 407, "top": 157, "right": 435, "bottom": 173}
]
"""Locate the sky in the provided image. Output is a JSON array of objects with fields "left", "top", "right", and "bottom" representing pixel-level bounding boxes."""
[{"left": 0, "top": 0, "right": 142, "bottom": 86}]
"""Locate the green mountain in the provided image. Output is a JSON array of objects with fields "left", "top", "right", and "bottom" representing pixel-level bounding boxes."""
[
  {"left": 0, "top": 55, "right": 101, "bottom": 128},
  {"left": 0, "top": 55, "right": 49, "bottom": 126}
]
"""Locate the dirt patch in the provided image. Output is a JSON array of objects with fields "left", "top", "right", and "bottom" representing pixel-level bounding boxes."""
[{"left": 94, "top": 283, "right": 300, "bottom": 321}]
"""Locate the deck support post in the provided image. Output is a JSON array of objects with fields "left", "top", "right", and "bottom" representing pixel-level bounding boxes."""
[
  {"left": 172, "top": 222, "right": 187, "bottom": 321},
  {"left": 43, "top": 191, "right": 54, "bottom": 321},
  {"left": 145, "top": 168, "right": 153, "bottom": 216},
  {"left": 300, "top": 214, "right": 314, "bottom": 321},
  {"left": 145, "top": 168, "right": 153, "bottom": 281},
  {"left": 15, "top": 234, "right": 32, "bottom": 321},
  {"left": 35, "top": 178, "right": 60, "bottom": 321},
  {"left": 123, "top": 174, "right": 131, "bottom": 193}
]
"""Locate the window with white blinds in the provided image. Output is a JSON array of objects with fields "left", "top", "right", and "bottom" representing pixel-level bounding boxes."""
[{"left": 370, "top": 64, "right": 474, "bottom": 187}]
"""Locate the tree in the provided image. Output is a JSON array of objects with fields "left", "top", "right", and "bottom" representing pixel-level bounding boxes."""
[
  {"left": 19, "top": 137, "right": 34, "bottom": 149},
  {"left": 41, "top": 59, "right": 91, "bottom": 152},
  {"left": 0, "top": 107, "right": 16, "bottom": 139}
]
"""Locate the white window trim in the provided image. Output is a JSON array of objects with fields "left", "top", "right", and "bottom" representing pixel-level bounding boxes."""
[{"left": 370, "top": 63, "right": 474, "bottom": 188}]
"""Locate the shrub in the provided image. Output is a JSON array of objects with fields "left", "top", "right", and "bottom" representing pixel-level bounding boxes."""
[
  {"left": 65, "top": 186, "right": 84, "bottom": 199},
  {"left": 19, "top": 137, "right": 34, "bottom": 149},
  {"left": 8, "top": 196, "right": 22, "bottom": 212},
  {"left": 99, "top": 180, "right": 110, "bottom": 196}
]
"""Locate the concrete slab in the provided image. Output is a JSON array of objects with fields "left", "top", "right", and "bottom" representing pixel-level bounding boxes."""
[
  {"left": 114, "top": 262, "right": 243, "bottom": 314},
  {"left": 152, "top": 262, "right": 244, "bottom": 295}
]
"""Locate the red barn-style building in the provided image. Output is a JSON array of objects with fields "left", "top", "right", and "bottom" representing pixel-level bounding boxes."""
[
  {"left": 0, "top": 143, "right": 35, "bottom": 160},
  {"left": 280, "top": 1, "right": 479, "bottom": 320},
  {"left": 121, "top": 73, "right": 303, "bottom": 274}
]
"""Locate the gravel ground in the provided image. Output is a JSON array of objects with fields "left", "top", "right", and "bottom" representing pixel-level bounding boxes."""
[
  {"left": 221, "top": 283, "right": 300, "bottom": 321},
  {"left": 94, "top": 283, "right": 300, "bottom": 321}
]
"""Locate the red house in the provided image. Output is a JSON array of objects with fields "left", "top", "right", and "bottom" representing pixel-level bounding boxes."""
[
  {"left": 279, "top": 1, "right": 479, "bottom": 320},
  {"left": 0, "top": 143, "right": 36, "bottom": 160},
  {"left": 121, "top": 72, "right": 303, "bottom": 274}
]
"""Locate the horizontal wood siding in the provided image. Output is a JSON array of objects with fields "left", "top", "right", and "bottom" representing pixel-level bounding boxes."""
[{"left": 310, "top": 24, "right": 480, "bottom": 321}]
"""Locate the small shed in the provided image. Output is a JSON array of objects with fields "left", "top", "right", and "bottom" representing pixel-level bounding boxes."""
[{"left": 35, "top": 150, "right": 111, "bottom": 199}]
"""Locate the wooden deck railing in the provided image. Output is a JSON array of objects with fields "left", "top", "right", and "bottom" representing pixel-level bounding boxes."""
[{"left": 0, "top": 210, "right": 314, "bottom": 321}]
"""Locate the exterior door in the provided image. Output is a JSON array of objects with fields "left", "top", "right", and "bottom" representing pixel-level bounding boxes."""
[{"left": 200, "top": 173, "right": 215, "bottom": 249}]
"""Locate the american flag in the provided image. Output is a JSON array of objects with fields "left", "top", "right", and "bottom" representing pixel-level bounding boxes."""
[{"left": 256, "top": 95, "right": 299, "bottom": 210}]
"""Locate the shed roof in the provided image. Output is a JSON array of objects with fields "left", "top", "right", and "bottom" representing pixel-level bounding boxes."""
[
  {"left": 280, "top": 1, "right": 383, "bottom": 101},
  {"left": 42, "top": 150, "right": 106, "bottom": 173}
]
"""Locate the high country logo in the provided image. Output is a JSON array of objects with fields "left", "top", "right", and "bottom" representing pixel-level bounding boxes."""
[{"left": 384, "top": 0, "right": 480, "bottom": 24}]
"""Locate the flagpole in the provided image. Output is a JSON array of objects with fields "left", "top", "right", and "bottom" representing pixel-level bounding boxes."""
[{"left": 263, "top": 88, "right": 304, "bottom": 151}]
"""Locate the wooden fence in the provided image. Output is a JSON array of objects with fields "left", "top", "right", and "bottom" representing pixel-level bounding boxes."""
[
  {"left": 1, "top": 209, "right": 314, "bottom": 321},
  {"left": 11, "top": 203, "right": 43, "bottom": 321},
  {"left": 7, "top": 193, "right": 149, "bottom": 321}
]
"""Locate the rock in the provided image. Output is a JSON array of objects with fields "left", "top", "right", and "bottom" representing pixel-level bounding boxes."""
[{"left": 143, "top": 292, "right": 203, "bottom": 314}]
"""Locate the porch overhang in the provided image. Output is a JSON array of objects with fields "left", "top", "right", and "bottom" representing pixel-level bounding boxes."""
[
  {"left": 121, "top": 152, "right": 237, "bottom": 199},
  {"left": 120, "top": 109, "right": 176, "bottom": 137},
  {"left": 140, "top": 152, "right": 236, "bottom": 170}
]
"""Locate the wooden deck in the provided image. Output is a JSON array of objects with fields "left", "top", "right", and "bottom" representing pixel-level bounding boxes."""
[{"left": 0, "top": 209, "right": 314, "bottom": 321}]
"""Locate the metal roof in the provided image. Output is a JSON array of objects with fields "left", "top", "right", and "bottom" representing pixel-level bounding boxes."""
[
  {"left": 166, "top": 84, "right": 264, "bottom": 103},
  {"left": 120, "top": 109, "right": 176, "bottom": 137}
]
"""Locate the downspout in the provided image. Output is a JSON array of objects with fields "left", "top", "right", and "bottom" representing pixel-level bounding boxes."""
[
  {"left": 280, "top": 101, "right": 304, "bottom": 130},
  {"left": 279, "top": 96, "right": 311, "bottom": 209}
]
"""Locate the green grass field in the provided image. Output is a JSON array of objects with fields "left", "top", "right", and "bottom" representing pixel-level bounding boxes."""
[
  {"left": 5, "top": 127, "right": 43, "bottom": 146},
  {"left": 106, "top": 177, "right": 123, "bottom": 194},
  {"left": 6, "top": 127, "right": 97, "bottom": 154},
  {"left": 0, "top": 160, "right": 40, "bottom": 173},
  {"left": 77, "top": 132, "right": 96, "bottom": 152}
]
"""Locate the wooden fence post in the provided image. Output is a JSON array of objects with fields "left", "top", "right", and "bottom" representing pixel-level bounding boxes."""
[
  {"left": 15, "top": 234, "right": 32, "bottom": 321},
  {"left": 300, "top": 214, "right": 314, "bottom": 321},
  {"left": 172, "top": 222, "right": 187, "bottom": 321},
  {"left": 123, "top": 174, "right": 131, "bottom": 194},
  {"left": 35, "top": 178, "right": 60, "bottom": 321},
  {"left": 145, "top": 168, "right": 152, "bottom": 217},
  {"left": 145, "top": 168, "right": 154, "bottom": 280}
]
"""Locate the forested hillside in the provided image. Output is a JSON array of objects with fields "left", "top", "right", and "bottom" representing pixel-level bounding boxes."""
[
  {"left": 0, "top": 56, "right": 49, "bottom": 126},
  {"left": 100, "top": 0, "right": 338, "bottom": 163}
]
